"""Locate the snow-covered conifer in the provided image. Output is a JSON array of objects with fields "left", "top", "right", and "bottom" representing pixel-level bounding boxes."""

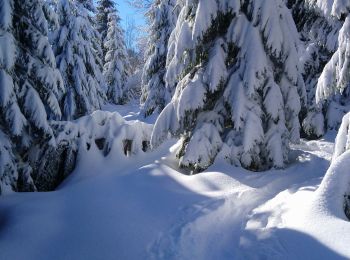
[
  {"left": 152, "top": 0, "right": 306, "bottom": 172},
  {"left": 0, "top": 0, "right": 64, "bottom": 193},
  {"left": 308, "top": 0, "right": 350, "bottom": 19},
  {"left": 315, "top": 15, "right": 350, "bottom": 128},
  {"left": 140, "top": 0, "right": 178, "bottom": 116},
  {"left": 103, "top": 8, "right": 131, "bottom": 104},
  {"left": 96, "top": 0, "right": 114, "bottom": 56},
  {"left": 52, "top": 0, "right": 106, "bottom": 120},
  {"left": 290, "top": 0, "right": 349, "bottom": 138}
]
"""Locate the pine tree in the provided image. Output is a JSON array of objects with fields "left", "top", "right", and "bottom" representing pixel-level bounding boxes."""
[
  {"left": 299, "top": 0, "right": 350, "bottom": 137},
  {"left": 91, "top": 11, "right": 105, "bottom": 83},
  {"left": 52, "top": 0, "right": 106, "bottom": 120},
  {"left": 0, "top": 0, "right": 64, "bottom": 194},
  {"left": 103, "top": 7, "right": 131, "bottom": 104},
  {"left": 96, "top": 0, "right": 115, "bottom": 57},
  {"left": 140, "top": 0, "right": 178, "bottom": 116},
  {"left": 151, "top": 0, "right": 306, "bottom": 172},
  {"left": 314, "top": 15, "right": 350, "bottom": 129},
  {"left": 288, "top": 0, "right": 341, "bottom": 132}
]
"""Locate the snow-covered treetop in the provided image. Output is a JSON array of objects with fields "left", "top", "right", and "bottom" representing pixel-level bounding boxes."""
[{"left": 307, "top": 0, "right": 350, "bottom": 19}]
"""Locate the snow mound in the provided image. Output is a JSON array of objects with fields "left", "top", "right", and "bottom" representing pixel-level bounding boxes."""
[
  {"left": 1, "top": 129, "right": 346, "bottom": 259},
  {"left": 306, "top": 112, "right": 350, "bottom": 222},
  {"left": 53, "top": 110, "right": 153, "bottom": 157},
  {"left": 278, "top": 149, "right": 350, "bottom": 259},
  {"left": 269, "top": 119, "right": 350, "bottom": 258},
  {"left": 314, "top": 150, "right": 350, "bottom": 220}
]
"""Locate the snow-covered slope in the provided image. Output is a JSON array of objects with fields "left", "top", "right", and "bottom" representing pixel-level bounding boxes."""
[
  {"left": 1, "top": 105, "right": 346, "bottom": 260},
  {"left": 275, "top": 112, "right": 350, "bottom": 259}
]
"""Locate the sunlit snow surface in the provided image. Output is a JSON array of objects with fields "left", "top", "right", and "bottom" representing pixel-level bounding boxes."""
[{"left": 0, "top": 103, "right": 348, "bottom": 259}]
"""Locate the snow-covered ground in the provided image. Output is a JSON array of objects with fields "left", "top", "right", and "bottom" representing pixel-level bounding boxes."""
[
  {"left": 0, "top": 103, "right": 349, "bottom": 260},
  {"left": 102, "top": 100, "right": 159, "bottom": 124}
]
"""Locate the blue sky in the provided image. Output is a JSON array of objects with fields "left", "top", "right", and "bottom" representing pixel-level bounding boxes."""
[
  {"left": 94, "top": 0, "right": 147, "bottom": 49},
  {"left": 115, "top": 0, "right": 146, "bottom": 29}
]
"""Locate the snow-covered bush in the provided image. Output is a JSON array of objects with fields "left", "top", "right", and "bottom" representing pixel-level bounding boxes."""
[
  {"left": 51, "top": 0, "right": 106, "bottom": 120},
  {"left": 152, "top": 0, "right": 306, "bottom": 172},
  {"left": 53, "top": 111, "right": 153, "bottom": 159},
  {"left": 24, "top": 110, "right": 152, "bottom": 192},
  {"left": 16, "top": 110, "right": 152, "bottom": 192},
  {"left": 140, "top": 0, "right": 178, "bottom": 117},
  {"left": 0, "top": 0, "right": 64, "bottom": 194}
]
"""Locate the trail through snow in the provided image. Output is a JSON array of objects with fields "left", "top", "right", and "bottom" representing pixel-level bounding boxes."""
[{"left": 0, "top": 103, "right": 348, "bottom": 259}]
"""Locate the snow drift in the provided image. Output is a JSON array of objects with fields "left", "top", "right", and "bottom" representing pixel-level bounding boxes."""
[
  {"left": 53, "top": 110, "right": 153, "bottom": 158},
  {"left": 0, "top": 110, "right": 153, "bottom": 194},
  {"left": 309, "top": 112, "right": 350, "bottom": 222}
]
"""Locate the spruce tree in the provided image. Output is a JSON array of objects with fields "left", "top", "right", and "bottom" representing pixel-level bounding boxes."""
[
  {"left": 0, "top": 0, "right": 64, "bottom": 193},
  {"left": 103, "top": 7, "right": 131, "bottom": 104},
  {"left": 96, "top": 0, "right": 115, "bottom": 57},
  {"left": 151, "top": 0, "right": 306, "bottom": 172},
  {"left": 300, "top": 0, "right": 350, "bottom": 137},
  {"left": 52, "top": 0, "right": 106, "bottom": 120},
  {"left": 288, "top": 0, "right": 341, "bottom": 135},
  {"left": 140, "top": 0, "right": 178, "bottom": 116}
]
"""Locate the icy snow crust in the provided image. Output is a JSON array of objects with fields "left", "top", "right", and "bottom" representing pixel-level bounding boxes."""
[{"left": 1, "top": 105, "right": 349, "bottom": 259}]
